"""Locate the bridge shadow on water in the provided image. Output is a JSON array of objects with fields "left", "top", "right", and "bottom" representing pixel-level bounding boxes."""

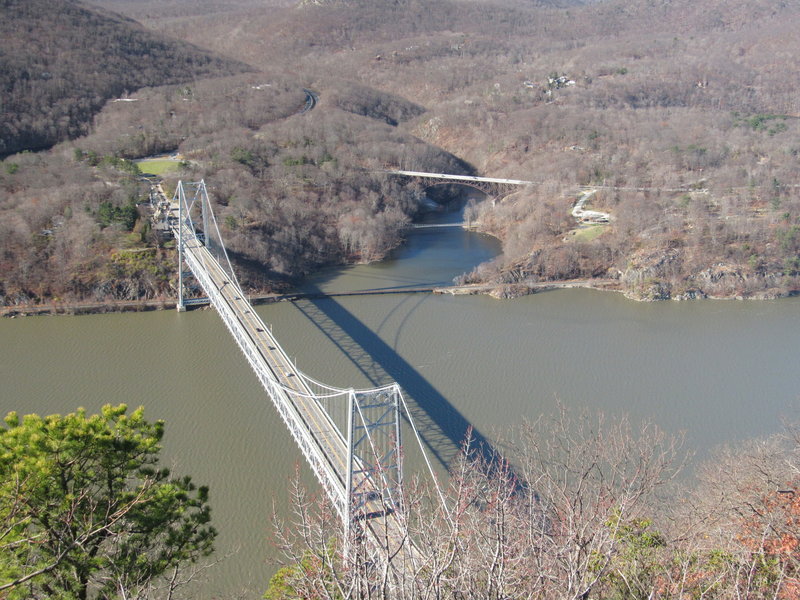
[{"left": 292, "top": 283, "right": 504, "bottom": 475}]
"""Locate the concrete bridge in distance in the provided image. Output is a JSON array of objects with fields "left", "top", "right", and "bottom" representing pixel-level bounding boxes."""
[
  {"left": 386, "top": 169, "right": 535, "bottom": 186},
  {"left": 409, "top": 221, "right": 477, "bottom": 229},
  {"left": 384, "top": 169, "right": 535, "bottom": 200}
]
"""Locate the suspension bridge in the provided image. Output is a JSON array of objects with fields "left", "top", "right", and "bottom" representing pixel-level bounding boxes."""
[{"left": 153, "top": 181, "right": 440, "bottom": 575}]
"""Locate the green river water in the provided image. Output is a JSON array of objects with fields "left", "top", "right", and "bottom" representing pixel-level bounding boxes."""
[{"left": 2, "top": 210, "right": 798, "bottom": 597}]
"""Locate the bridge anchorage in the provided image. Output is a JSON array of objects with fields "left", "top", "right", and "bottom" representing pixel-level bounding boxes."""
[{"left": 158, "top": 180, "right": 439, "bottom": 574}]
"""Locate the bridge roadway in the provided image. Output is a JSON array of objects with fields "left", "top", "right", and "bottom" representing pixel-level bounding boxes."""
[
  {"left": 386, "top": 169, "right": 534, "bottom": 186},
  {"left": 388, "top": 169, "right": 711, "bottom": 194},
  {"left": 171, "top": 215, "right": 418, "bottom": 571},
  {"left": 410, "top": 221, "right": 475, "bottom": 229}
]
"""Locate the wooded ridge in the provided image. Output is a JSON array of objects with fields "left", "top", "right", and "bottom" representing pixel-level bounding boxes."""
[
  {"left": 2, "top": 0, "right": 800, "bottom": 305},
  {"left": 0, "top": 0, "right": 249, "bottom": 157}
]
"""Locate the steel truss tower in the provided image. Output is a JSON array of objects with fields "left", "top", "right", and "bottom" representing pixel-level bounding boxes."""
[
  {"left": 173, "top": 180, "right": 237, "bottom": 311},
  {"left": 345, "top": 385, "right": 404, "bottom": 538}
]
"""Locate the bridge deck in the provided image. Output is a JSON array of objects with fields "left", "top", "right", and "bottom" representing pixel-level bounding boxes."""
[
  {"left": 176, "top": 218, "right": 347, "bottom": 485},
  {"left": 409, "top": 221, "right": 476, "bottom": 229},
  {"left": 387, "top": 169, "right": 534, "bottom": 186}
]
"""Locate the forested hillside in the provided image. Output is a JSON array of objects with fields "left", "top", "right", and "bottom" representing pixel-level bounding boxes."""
[
  {"left": 3, "top": 0, "right": 800, "bottom": 305},
  {"left": 92, "top": 0, "right": 800, "bottom": 300},
  {"left": 0, "top": 0, "right": 249, "bottom": 156},
  {"left": 0, "top": 72, "right": 466, "bottom": 304}
]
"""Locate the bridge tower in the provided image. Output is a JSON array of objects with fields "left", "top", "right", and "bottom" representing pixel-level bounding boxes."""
[
  {"left": 345, "top": 385, "right": 404, "bottom": 538},
  {"left": 172, "top": 180, "right": 237, "bottom": 311}
]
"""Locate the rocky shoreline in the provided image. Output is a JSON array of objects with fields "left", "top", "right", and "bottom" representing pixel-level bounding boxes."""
[
  {"left": 436, "top": 279, "right": 620, "bottom": 299},
  {"left": 0, "top": 293, "right": 284, "bottom": 318},
  {"left": 2, "top": 299, "right": 181, "bottom": 318},
  {"left": 4, "top": 276, "right": 798, "bottom": 318},
  {"left": 438, "top": 277, "right": 798, "bottom": 302}
]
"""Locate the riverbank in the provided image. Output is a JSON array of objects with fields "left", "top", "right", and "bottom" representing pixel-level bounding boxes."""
[
  {"left": 1, "top": 294, "right": 272, "bottom": 318},
  {"left": 438, "top": 278, "right": 620, "bottom": 299},
  {"left": 1, "top": 279, "right": 622, "bottom": 317},
  {"left": 1, "top": 299, "right": 178, "bottom": 318},
  {"left": 7, "top": 275, "right": 799, "bottom": 317}
]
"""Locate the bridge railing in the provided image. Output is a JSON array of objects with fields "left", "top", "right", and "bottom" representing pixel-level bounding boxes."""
[{"left": 177, "top": 227, "right": 349, "bottom": 514}]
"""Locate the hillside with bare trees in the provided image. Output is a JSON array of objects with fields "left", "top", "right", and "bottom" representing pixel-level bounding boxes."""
[
  {"left": 3, "top": 0, "right": 800, "bottom": 305},
  {"left": 90, "top": 0, "right": 800, "bottom": 300},
  {"left": 268, "top": 412, "right": 800, "bottom": 600},
  {"left": 0, "top": 70, "right": 467, "bottom": 304},
  {"left": 0, "top": 0, "right": 250, "bottom": 157}
]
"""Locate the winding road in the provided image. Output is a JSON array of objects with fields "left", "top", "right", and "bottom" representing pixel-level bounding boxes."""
[
  {"left": 571, "top": 189, "right": 611, "bottom": 223},
  {"left": 300, "top": 88, "right": 318, "bottom": 113}
]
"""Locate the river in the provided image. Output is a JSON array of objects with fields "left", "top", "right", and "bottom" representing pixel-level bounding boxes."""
[{"left": 1, "top": 207, "right": 799, "bottom": 597}]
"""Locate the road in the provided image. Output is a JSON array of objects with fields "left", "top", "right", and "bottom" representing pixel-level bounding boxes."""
[
  {"left": 387, "top": 169, "right": 534, "bottom": 186},
  {"left": 571, "top": 189, "right": 611, "bottom": 223},
  {"left": 301, "top": 88, "right": 318, "bottom": 113}
]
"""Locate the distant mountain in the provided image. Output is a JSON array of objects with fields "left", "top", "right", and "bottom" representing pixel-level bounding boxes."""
[{"left": 0, "top": 0, "right": 251, "bottom": 156}]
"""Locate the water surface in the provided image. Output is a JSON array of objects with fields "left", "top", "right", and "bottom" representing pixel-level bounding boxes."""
[{"left": 2, "top": 213, "right": 798, "bottom": 597}]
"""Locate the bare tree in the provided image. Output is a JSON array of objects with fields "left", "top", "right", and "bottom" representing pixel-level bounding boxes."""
[{"left": 266, "top": 409, "right": 685, "bottom": 599}]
